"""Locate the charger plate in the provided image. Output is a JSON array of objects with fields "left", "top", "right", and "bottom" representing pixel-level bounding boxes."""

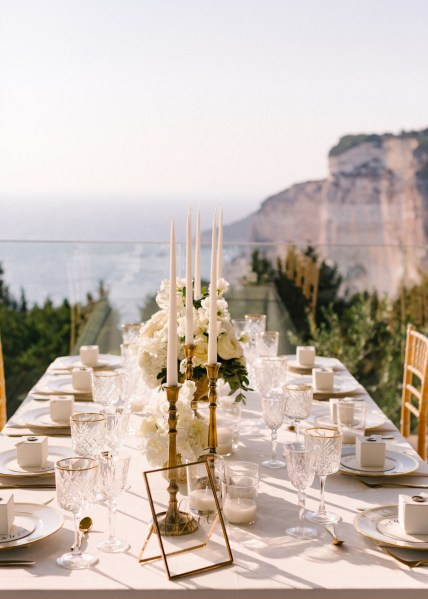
[
  {"left": 287, "top": 356, "right": 341, "bottom": 373},
  {"left": 288, "top": 376, "right": 360, "bottom": 398},
  {"left": 340, "top": 447, "right": 419, "bottom": 477},
  {"left": 0, "top": 446, "right": 72, "bottom": 476},
  {"left": 53, "top": 354, "right": 121, "bottom": 370},
  {"left": 354, "top": 505, "right": 428, "bottom": 549},
  {"left": 0, "top": 503, "right": 63, "bottom": 550}
]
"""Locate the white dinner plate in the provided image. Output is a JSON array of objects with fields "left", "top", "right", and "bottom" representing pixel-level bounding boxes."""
[
  {"left": 33, "top": 377, "right": 93, "bottom": 398},
  {"left": 0, "top": 446, "right": 73, "bottom": 476},
  {"left": 313, "top": 412, "right": 386, "bottom": 430},
  {"left": 54, "top": 354, "right": 121, "bottom": 370},
  {"left": 287, "top": 357, "right": 341, "bottom": 373},
  {"left": 354, "top": 505, "right": 428, "bottom": 549},
  {"left": 287, "top": 376, "right": 361, "bottom": 398},
  {"left": 339, "top": 447, "right": 419, "bottom": 477},
  {"left": 0, "top": 503, "right": 63, "bottom": 550},
  {"left": 19, "top": 407, "right": 72, "bottom": 429}
]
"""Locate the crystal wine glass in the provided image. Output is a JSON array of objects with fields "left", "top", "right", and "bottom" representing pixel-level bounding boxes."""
[
  {"left": 97, "top": 452, "right": 131, "bottom": 553},
  {"left": 284, "top": 442, "right": 317, "bottom": 539},
  {"left": 283, "top": 383, "right": 313, "bottom": 442},
  {"left": 55, "top": 457, "right": 99, "bottom": 569},
  {"left": 254, "top": 356, "right": 288, "bottom": 395},
  {"left": 256, "top": 331, "right": 279, "bottom": 358},
  {"left": 304, "top": 427, "right": 343, "bottom": 524},
  {"left": 261, "top": 392, "right": 288, "bottom": 468},
  {"left": 70, "top": 412, "right": 106, "bottom": 458}
]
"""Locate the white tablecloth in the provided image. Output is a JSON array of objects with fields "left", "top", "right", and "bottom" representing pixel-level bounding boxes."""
[{"left": 1, "top": 363, "right": 428, "bottom": 598}]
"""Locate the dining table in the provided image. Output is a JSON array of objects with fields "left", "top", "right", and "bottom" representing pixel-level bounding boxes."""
[{"left": 1, "top": 354, "right": 428, "bottom": 598}]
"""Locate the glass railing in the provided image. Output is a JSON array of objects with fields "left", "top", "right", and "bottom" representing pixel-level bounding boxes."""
[{"left": 1, "top": 239, "right": 428, "bottom": 424}]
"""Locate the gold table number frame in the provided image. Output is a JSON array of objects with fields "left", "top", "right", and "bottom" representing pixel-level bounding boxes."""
[{"left": 140, "top": 460, "right": 234, "bottom": 580}]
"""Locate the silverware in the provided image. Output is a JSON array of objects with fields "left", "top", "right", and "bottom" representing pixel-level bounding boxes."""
[
  {"left": 358, "top": 479, "right": 428, "bottom": 489},
  {"left": 70, "top": 516, "right": 93, "bottom": 550},
  {"left": 324, "top": 523, "right": 344, "bottom": 546},
  {"left": 0, "top": 561, "right": 36, "bottom": 567},
  {"left": 0, "top": 484, "right": 56, "bottom": 489}
]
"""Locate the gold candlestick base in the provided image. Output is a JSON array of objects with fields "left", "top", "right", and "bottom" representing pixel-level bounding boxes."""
[
  {"left": 156, "top": 384, "right": 198, "bottom": 536},
  {"left": 183, "top": 344, "right": 200, "bottom": 415},
  {"left": 205, "top": 363, "right": 221, "bottom": 455}
]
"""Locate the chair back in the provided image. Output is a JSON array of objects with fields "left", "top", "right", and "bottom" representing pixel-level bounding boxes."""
[
  {"left": 400, "top": 324, "right": 428, "bottom": 460},
  {"left": 0, "top": 336, "right": 6, "bottom": 431}
]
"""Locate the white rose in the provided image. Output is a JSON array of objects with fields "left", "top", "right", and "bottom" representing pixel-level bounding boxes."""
[
  {"left": 193, "top": 336, "right": 208, "bottom": 366},
  {"left": 217, "top": 333, "right": 243, "bottom": 360},
  {"left": 141, "top": 310, "right": 168, "bottom": 338}
]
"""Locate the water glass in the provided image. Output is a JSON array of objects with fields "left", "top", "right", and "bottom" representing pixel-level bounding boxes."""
[
  {"left": 91, "top": 370, "right": 121, "bottom": 407},
  {"left": 304, "top": 427, "right": 343, "bottom": 524},
  {"left": 283, "top": 383, "right": 313, "bottom": 442},
  {"left": 55, "top": 457, "right": 99, "bottom": 569},
  {"left": 121, "top": 323, "right": 142, "bottom": 344},
  {"left": 70, "top": 412, "right": 106, "bottom": 457},
  {"left": 284, "top": 442, "right": 317, "bottom": 539},
  {"left": 244, "top": 314, "right": 267, "bottom": 338},
  {"left": 97, "top": 452, "right": 131, "bottom": 553},
  {"left": 336, "top": 398, "right": 366, "bottom": 444},
  {"left": 256, "top": 331, "right": 279, "bottom": 357},
  {"left": 261, "top": 392, "right": 288, "bottom": 468}
]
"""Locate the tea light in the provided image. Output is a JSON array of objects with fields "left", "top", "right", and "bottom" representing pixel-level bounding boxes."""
[
  {"left": 16, "top": 436, "right": 48, "bottom": 468},
  {"left": 72, "top": 366, "right": 93, "bottom": 392},
  {"left": 223, "top": 498, "right": 257, "bottom": 524},
  {"left": 189, "top": 488, "right": 217, "bottom": 513},
  {"left": 399, "top": 494, "right": 428, "bottom": 534},
  {"left": 216, "top": 426, "right": 234, "bottom": 456},
  {"left": 0, "top": 493, "right": 14, "bottom": 535},
  {"left": 313, "top": 368, "right": 334, "bottom": 392},
  {"left": 79, "top": 345, "right": 99, "bottom": 367},
  {"left": 50, "top": 395, "right": 74, "bottom": 423},
  {"left": 296, "top": 346, "right": 315, "bottom": 367}
]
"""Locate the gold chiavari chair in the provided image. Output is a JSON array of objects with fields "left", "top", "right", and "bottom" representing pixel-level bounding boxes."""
[{"left": 400, "top": 324, "right": 428, "bottom": 460}]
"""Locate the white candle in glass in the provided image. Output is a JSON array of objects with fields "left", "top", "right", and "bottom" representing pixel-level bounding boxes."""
[
  {"left": 223, "top": 498, "right": 257, "bottom": 524},
  {"left": 208, "top": 213, "right": 217, "bottom": 365},
  {"left": 185, "top": 211, "right": 193, "bottom": 345},
  {"left": 189, "top": 488, "right": 217, "bottom": 513},
  {"left": 216, "top": 426, "right": 233, "bottom": 456},
  {"left": 166, "top": 220, "right": 178, "bottom": 386},
  {"left": 217, "top": 206, "right": 223, "bottom": 280},
  {"left": 194, "top": 208, "right": 201, "bottom": 300}
]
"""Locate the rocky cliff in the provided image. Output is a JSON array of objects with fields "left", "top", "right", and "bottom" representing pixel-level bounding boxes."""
[{"left": 225, "top": 129, "right": 428, "bottom": 296}]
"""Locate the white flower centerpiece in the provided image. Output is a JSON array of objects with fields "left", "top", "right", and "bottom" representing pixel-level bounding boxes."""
[{"left": 137, "top": 277, "right": 250, "bottom": 467}]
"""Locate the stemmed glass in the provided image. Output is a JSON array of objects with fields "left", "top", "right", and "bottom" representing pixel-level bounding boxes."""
[
  {"left": 261, "top": 392, "right": 288, "bottom": 468},
  {"left": 55, "top": 457, "right": 99, "bottom": 569},
  {"left": 304, "top": 427, "right": 343, "bottom": 524},
  {"left": 283, "top": 383, "right": 313, "bottom": 442},
  {"left": 256, "top": 331, "right": 279, "bottom": 358},
  {"left": 104, "top": 406, "right": 131, "bottom": 455},
  {"left": 284, "top": 442, "right": 317, "bottom": 539},
  {"left": 97, "top": 452, "right": 131, "bottom": 553},
  {"left": 254, "top": 356, "right": 288, "bottom": 395}
]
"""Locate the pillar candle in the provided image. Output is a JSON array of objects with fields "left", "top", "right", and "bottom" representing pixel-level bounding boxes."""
[
  {"left": 208, "top": 213, "right": 217, "bottom": 365},
  {"left": 194, "top": 208, "right": 201, "bottom": 300},
  {"left": 167, "top": 220, "right": 178, "bottom": 386},
  {"left": 217, "top": 206, "right": 223, "bottom": 280},
  {"left": 185, "top": 211, "right": 193, "bottom": 344}
]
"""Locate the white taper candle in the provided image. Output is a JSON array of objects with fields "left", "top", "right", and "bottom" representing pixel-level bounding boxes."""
[
  {"left": 217, "top": 206, "right": 223, "bottom": 280},
  {"left": 208, "top": 213, "right": 217, "bottom": 365},
  {"left": 194, "top": 208, "right": 201, "bottom": 300},
  {"left": 166, "top": 220, "right": 178, "bottom": 386},
  {"left": 185, "top": 210, "right": 193, "bottom": 344}
]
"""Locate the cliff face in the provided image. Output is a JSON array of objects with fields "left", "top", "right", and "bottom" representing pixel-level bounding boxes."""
[{"left": 225, "top": 129, "right": 428, "bottom": 296}]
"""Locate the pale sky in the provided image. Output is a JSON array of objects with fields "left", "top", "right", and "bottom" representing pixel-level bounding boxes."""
[{"left": 1, "top": 0, "right": 428, "bottom": 221}]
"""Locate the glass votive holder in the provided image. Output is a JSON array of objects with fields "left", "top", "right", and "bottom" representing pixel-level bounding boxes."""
[
  {"left": 336, "top": 398, "right": 366, "bottom": 444},
  {"left": 218, "top": 397, "right": 242, "bottom": 451},
  {"left": 186, "top": 455, "right": 224, "bottom": 517},
  {"left": 121, "top": 323, "right": 142, "bottom": 344},
  {"left": 221, "top": 476, "right": 258, "bottom": 525},
  {"left": 224, "top": 461, "right": 259, "bottom": 485},
  {"left": 91, "top": 370, "right": 121, "bottom": 407}
]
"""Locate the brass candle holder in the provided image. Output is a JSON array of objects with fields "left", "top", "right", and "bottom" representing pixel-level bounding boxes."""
[
  {"left": 183, "top": 344, "right": 199, "bottom": 415},
  {"left": 205, "top": 362, "right": 221, "bottom": 454},
  {"left": 156, "top": 384, "right": 199, "bottom": 536}
]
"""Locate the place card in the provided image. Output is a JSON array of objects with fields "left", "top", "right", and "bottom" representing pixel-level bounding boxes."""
[{"left": 0, "top": 493, "right": 14, "bottom": 535}]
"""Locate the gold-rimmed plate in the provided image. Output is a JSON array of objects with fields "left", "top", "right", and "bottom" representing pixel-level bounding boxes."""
[
  {"left": 53, "top": 354, "right": 121, "bottom": 371},
  {"left": 354, "top": 505, "right": 428, "bottom": 549},
  {"left": 18, "top": 407, "right": 72, "bottom": 429},
  {"left": 0, "top": 503, "right": 63, "bottom": 550},
  {"left": 287, "top": 356, "right": 341, "bottom": 374},
  {"left": 33, "top": 377, "right": 93, "bottom": 398},
  {"left": 313, "top": 412, "right": 385, "bottom": 430},
  {"left": 340, "top": 447, "right": 419, "bottom": 477},
  {"left": 0, "top": 446, "right": 73, "bottom": 477}
]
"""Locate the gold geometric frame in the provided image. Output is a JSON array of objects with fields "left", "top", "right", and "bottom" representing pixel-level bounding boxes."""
[{"left": 139, "top": 460, "right": 233, "bottom": 580}]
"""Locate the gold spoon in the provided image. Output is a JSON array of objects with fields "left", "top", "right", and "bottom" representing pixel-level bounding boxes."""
[
  {"left": 325, "top": 523, "right": 344, "bottom": 546},
  {"left": 71, "top": 516, "right": 93, "bottom": 550}
]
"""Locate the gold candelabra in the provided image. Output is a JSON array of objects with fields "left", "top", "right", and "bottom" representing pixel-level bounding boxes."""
[
  {"left": 183, "top": 344, "right": 199, "bottom": 415},
  {"left": 156, "top": 384, "right": 199, "bottom": 536},
  {"left": 205, "top": 363, "right": 221, "bottom": 454}
]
